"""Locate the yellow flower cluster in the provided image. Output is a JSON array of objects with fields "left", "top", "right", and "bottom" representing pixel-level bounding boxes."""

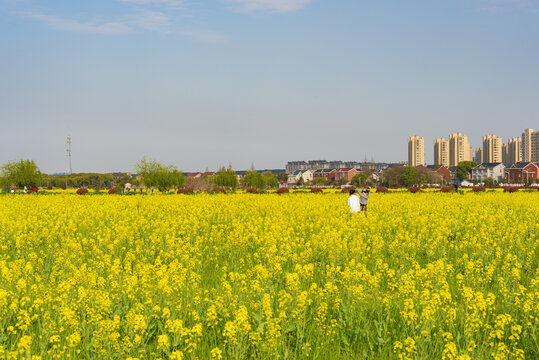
[{"left": 0, "top": 191, "right": 537, "bottom": 358}]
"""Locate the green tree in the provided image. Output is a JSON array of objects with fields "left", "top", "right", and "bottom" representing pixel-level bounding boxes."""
[
  {"left": 483, "top": 177, "right": 495, "bottom": 187},
  {"left": 263, "top": 171, "right": 278, "bottom": 188},
  {"left": 313, "top": 177, "right": 327, "bottom": 186},
  {"left": 135, "top": 157, "right": 185, "bottom": 192},
  {"left": 0, "top": 159, "right": 42, "bottom": 189},
  {"left": 400, "top": 167, "right": 419, "bottom": 187},
  {"left": 351, "top": 173, "right": 367, "bottom": 187},
  {"left": 456, "top": 161, "right": 477, "bottom": 181},
  {"left": 274, "top": 173, "right": 288, "bottom": 182},
  {"left": 213, "top": 167, "right": 239, "bottom": 189},
  {"left": 242, "top": 170, "right": 266, "bottom": 189}
]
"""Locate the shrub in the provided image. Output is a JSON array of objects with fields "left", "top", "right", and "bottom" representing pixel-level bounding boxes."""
[
  {"left": 472, "top": 186, "right": 486, "bottom": 192},
  {"left": 46, "top": 186, "right": 53, "bottom": 190},
  {"left": 177, "top": 188, "right": 194, "bottom": 195},
  {"left": 76, "top": 188, "right": 88, "bottom": 195},
  {"left": 341, "top": 186, "right": 355, "bottom": 193},
  {"left": 503, "top": 187, "right": 519, "bottom": 193},
  {"left": 376, "top": 186, "right": 388, "bottom": 193},
  {"left": 440, "top": 186, "right": 455, "bottom": 193},
  {"left": 211, "top": 187, "right": 226, "bottom": 194},
  {"left": 408, "top": 187, "right": 422, "bottom": 193},
  {"left": 276, "top": 188, "right": 289, "bottom": 195},
  {"left": 61, "top": 185, "right": 66, "bottom": 190},
  {"left": 246, "top": 188, "right": 258, "bottom": 194},
  {"left": 310, "top": 188, "right": 323, "bottom": 194}
]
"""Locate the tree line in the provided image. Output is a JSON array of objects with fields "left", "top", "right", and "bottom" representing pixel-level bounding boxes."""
[{"left": 0, "top": 158, "right": 284, "bottom": 192}]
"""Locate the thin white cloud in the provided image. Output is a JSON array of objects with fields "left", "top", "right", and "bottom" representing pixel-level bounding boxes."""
[
  {"left": 128, "top": 9, "right": 169, "bottom": 31},
  {"left": 227, "top": 0, "right": 312, "bottom": 13},
  {"left": 180, "top": 29, "right": 229, "bottom": 43},
  {"left": 25, "top": 12, "right": 134, "bottom": 35}
]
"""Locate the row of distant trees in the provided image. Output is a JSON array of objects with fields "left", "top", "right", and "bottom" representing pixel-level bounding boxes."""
[
  {"left": 0, "top": 158, "right": 285, "bottom": 191},
  {"left": 380, "top": 161, "right": 478, "bottom": 187},
  {"left": 0, "top": 160, "right": 135, "bottom": 190}
]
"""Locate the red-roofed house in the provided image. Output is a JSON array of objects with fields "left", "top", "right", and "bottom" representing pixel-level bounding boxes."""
[
  {"left": 334, "top": 168, "right": 360, "bottom": 185},
  {"left": 312, "top": 169, "right": 337, "bottom": 184},
  {"left": 504, "top": 162, "right": 538, "bottom": 183},
  {"left": 436, "top": 165, "right": 452, "bottom": 183}
]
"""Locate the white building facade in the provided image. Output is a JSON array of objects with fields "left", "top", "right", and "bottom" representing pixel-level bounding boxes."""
[{"left": 471, "top": 163, "right": 505, "bottom": 182}]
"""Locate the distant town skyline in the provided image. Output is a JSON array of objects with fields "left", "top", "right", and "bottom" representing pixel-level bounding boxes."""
[
  {"left": 1, "top": 1, "right": 538, "bottom": 173},
  {"left": 409, "top": 128, "right": 538, "bottom": 169}
]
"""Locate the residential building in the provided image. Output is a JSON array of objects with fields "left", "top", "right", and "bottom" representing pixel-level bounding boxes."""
[
  {"left": 522, "top": 128, "right": 535, "bottom": 162},
  {"left": 285, "top": 161, "right": 308, "bottom": 173},
  {"left": 482, "top": 134, "right": 502, "bottom": 163},
  {"left": 533, "top": 131, "right": 539, "bottom": 162},
  {"left": 504, "top": 162, "right": 539, "bottom": 183},
  {"left": 436, "top": 165, "right": 452, "bottom": 183},
  {"left": 301, "top": 170, "right": 313, "bottom": 184},
  {"left": 285, "top": 160, "right": 361, "bottom": 174},
  {"left": 471, "top": 163, "right": 505, "bottom": 182},
  {"left": 433, "top": 138, "right": 449, "bottom": 167},
  {"left": 334, "top": 168, "right": 360, "bottom": 185},
  {"left": 502, "top": 137, "right": 522, "bottom": 165},
  {"left": 287, "top": 170, "right": 303, "bottom": 184},
  {"left": 312, "top": 169, "right": 336, "bottom": 184},
  {"left": 475, "top": 148, "right": 483, "bottom": 164},
  {"left": 408, "top": 136, "right": 425, "bottom": 167},
  {"left": 449, "top": 132, "right": 473, "bottom": 167}
]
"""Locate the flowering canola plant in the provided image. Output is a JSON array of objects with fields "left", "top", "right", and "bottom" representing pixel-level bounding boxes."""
[{"left": 0, "top": 191, "right": 537, "bottom": 359}]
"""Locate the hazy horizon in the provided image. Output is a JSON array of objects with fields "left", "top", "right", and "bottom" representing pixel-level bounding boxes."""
[{"left": 1, "top": 0, "right": 538, "bottom": 173}]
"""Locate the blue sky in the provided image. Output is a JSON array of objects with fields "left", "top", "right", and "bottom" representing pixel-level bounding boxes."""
[{"left": 1, "top": 0, "right": 538, "bottom": 173}]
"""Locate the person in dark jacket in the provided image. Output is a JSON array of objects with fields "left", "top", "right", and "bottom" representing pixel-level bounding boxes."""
[{"left": 359, "top": 187, "right": 370, "bottom": 216}]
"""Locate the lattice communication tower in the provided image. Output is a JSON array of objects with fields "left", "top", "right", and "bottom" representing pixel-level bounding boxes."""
[{"left": 66, "top": 135, "right": 72, "bottom": 175}]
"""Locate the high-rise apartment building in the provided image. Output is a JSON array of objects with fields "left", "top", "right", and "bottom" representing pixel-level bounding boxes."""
[
  {"left": 449, "top": 133, "right": 473, "bottom": 167},
  {"left": 482, "top": 134, "right": 502, "bottom": 163},
  {"left": 408, "top": 136, "right": 425, "bottom": 167},
  {"left": 433, "top": 138, "right": 449, "bottom": 167},
  {"left": 522, "top": 128, "right": 535, "bottom": 162},
  {"left": 502, "top": 137, "right": 522, "bottom": 165},
  {"left": 502, "top": 143, "right": 508, "bottom": 164},
  {"left": 532, "top": 131, "right": 539, "bottom": 162},
  {"left": 475, "top": 148, "right": 483, "bottom": 164}
]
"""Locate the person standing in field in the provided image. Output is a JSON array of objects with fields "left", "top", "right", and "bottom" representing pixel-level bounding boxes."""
[
  {"left": 348, "top": 189, "right": 361, "bottom": 216},
  {"left": 359, "top": 187, "right": 370, "bottom": 216}
]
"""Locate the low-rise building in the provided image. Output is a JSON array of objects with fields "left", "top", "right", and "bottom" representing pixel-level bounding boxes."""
[
  {"left": 312, "top": 169, "right": 336, "bottom": 184},
  {"left": 504, "top": 162, "right": 539, "bottom": 183},
  {"left": 471, "top": 163, "right": 505, "bottom": 182},
  {"left": 436, "top": 165, "right": 452, "bottom": 183},
  {"left": 301, "top": 170, "right": 313, "bottom": 183},
  {"left": 287, "top": 170, "right": 303, "bottom": 184},
  {"left": 334, "top": 168, "right": 360, "bottom": 185}
]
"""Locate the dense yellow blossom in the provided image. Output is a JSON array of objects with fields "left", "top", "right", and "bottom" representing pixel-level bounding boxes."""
[{"left": 0, "top": 191, "right": 537, "bottom": 358}]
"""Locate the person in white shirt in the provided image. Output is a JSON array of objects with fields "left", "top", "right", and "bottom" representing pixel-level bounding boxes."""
[{"left": 347, "top": 189, "right": 361, "bottom": 215}]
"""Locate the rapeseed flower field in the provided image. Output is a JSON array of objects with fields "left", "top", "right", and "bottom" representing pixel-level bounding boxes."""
[{"left": 0, "top": 191, "right": 537, "bottom": 359}]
